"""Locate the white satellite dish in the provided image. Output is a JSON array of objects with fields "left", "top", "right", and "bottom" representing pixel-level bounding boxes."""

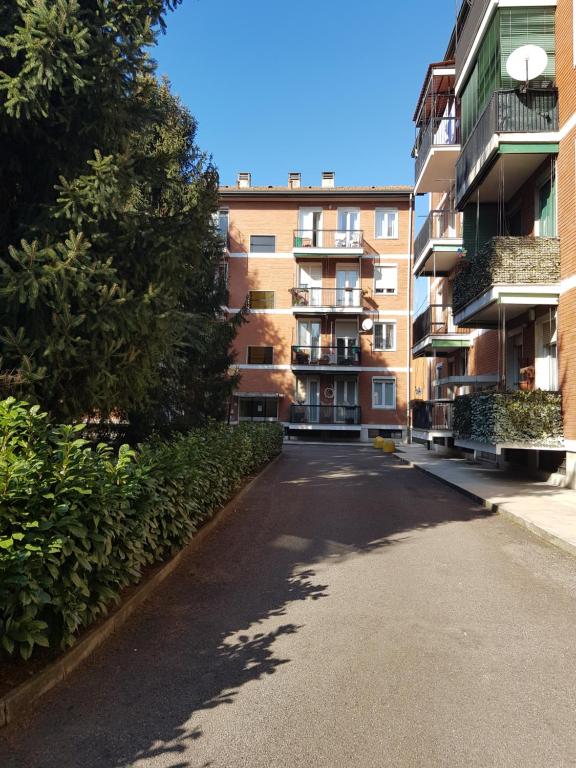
[
  {"left": 506, "top": 45, "right": 548, "bottom": 83},
  {"left": 361, "top": 318, "right": 374, "bottom": 332}
]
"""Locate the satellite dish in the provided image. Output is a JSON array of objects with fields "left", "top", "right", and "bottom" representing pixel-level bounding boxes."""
[
  {"left": 361, "top": 318, "right": 374, "bottom": 332},
  {"left": 506, "top": 45, "right": 548, "bottom": 83}
]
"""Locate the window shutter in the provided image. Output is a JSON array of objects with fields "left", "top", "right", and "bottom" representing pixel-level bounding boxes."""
[
  {"left": 499, "top": 8, "right": 556, "bottom": 89},
  {"left": 374, "top": 323, "right": 383, "bottom": 349}
]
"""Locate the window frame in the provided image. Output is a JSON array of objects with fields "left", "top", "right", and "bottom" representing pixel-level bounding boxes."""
[
  {"left": 373, "top": 264, "right": 398, "bottom": 296},
  {"left": 238, "top": 397, "right": 279, "bottom": 421},
  {"left": 373, "top": 321, "right": 397, "bottom": 352},
  {"left": 249, "top": 234, "right": 277, "bottom": 253},
  {"left": 248, "top": 290, "right": 275, "bottom": 310},
  {"left": 372, "top": 377, "right": 396, "bottom": 410},
  {"left": 375, "top": 208, "right": 399, "bottom": 240},
  {"left": 247, "top": 346, "right": 274, "bottom": 365}
]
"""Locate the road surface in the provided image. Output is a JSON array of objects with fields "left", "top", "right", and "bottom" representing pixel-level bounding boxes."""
[{"left": 2, "top": 445, "right": 576, "bottom": 767}]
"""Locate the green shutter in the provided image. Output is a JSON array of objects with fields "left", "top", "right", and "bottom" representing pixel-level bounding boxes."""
[
  {"left": 499, "top": 8, "right": 556, "bottom": 89},
  {"left": 538, "top": 176, "right": 557, "bottom": 237},
  {"left": 462, "top": 204, "right": 499, "bottom": 257}
]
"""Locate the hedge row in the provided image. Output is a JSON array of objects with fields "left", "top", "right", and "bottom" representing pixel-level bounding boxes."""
[
  {"left": 453, "top": 390, "right": 563, "bottom": 445},
  {"left": 0, "top": 398, "right": 283, "bottom": 659}
]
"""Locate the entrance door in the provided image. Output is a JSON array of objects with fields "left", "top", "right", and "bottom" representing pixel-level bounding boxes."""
[
  {"left": 335, "top": 377, "right": 358, "bottom": 423},
  {"left": 299, "top": 263, "right": 322, "bottom": 306},
  {"left": 298, "top": 319, "right": 321, "bottom": 362},
  {"left": 299, "top": 208, "right": 323, "bottom": 247},
  {"left": 336, "top": 267, "right": 360, "bottom": 307},
  {"left": 307, "top": 378, "right": 320, "bottom": 423},
  {"left": 335, "top": 320, "right": 358, "bottom": 364},
  {"left": 337, "top": 209, "right": 360, "bottom": 247}
]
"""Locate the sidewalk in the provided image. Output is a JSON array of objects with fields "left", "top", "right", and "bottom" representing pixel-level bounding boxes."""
[{"left": 395, "top": 444, "right": 576, "bottom": 558}]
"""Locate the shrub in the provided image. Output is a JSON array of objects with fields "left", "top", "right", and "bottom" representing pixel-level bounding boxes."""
[
  {"left": 453, "top": 390, "right": 563, "bottom": 445},
  {"left": 0, "top": 399, "right": 283, "bottom": 659}
]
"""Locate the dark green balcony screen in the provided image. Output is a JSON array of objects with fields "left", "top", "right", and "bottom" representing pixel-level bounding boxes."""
[{"left": 461, "top": 7, "right": 556, "bottom": 144}]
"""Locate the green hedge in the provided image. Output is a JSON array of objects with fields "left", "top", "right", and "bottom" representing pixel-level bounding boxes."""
[
  {"left": 0, "top": 399, "right": 283, "bottom": 659},
  {"left": 454, "top": 390, "right": 563, "bottom": 445}
]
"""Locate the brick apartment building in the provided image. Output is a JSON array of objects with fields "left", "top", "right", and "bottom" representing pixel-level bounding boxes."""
[
  {"left": 410, "top": 0, "right": 576, "bottom": 483},
  {"left": 218, "top": 173, "right": 414, "bottom": 442}
]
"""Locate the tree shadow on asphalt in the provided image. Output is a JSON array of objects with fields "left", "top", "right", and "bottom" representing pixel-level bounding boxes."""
[{"left": 0, "top": 446, "right": 492, "bottom": 768}]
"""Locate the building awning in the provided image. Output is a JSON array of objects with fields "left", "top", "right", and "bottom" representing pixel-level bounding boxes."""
[{"left": 233, "top": 392, "right": 284, "bottom": 399}]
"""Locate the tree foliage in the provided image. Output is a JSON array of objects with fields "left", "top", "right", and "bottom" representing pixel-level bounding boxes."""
[{"left": 0, "top": 0, "right": 240, "bottom": 430}]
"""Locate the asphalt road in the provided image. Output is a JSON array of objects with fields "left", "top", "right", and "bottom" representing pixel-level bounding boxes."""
[{"left": 3, "top": 445, "right": 576, "bottom": 768}]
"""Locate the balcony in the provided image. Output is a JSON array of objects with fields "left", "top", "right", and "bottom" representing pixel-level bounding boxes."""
[
  {"left": 452, "top": 236, "right": 560, "bottom": 327},
  {"left": 289, "top": 404, "right": 362, "bottom": 428},
  {"left": 291, "top": 345, "right": 361, "bottom": 370},
  {"left": 456, "top": 89, "right": 559, "bottom": 208},
  {"left": 293, "top": 230, "right": 364, "bottom": 256},
  {"left": 454, "top": 0, "right": 491, "bottom": 84},
  {"left": 413, "top": 209, "right": 463, "bottom": 276},
  {"left": 412, "top": 400, "right": 454, "bottom": 436},
  {"left": 291, "top": 287, "right": 365, "bottom": 314},
  {"left": 453, "top": 390, "right": 563, "bottom": 452},
  {"left": 413, "top": 116, "right": 461, "bottom": 194},
  {"left": 412, "top": 304, "right": 471, "bottom": 359}
]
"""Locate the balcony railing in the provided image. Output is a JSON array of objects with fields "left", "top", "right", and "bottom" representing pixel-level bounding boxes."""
[
  {"left": 413, "top": 304, "right": 460, "bottom": 346},
  {"left": 412, "top": 400, "right": 454, "bottom": 432},
  {"left": 453, "top": 390, "right": 563, "bottom": 446},
  {"left": 456, "top": 88, "right": 558, "bottom": 205},
  {"left": 291, "top": 287, "right": 364, "bottom": 309},
  {"left": 414, "top": 209, "right": 461, "bottom": 262},
  {"left": 452, "top": 236, "right": 561, "bottom": 313},
  {"left": 293, "top": 230, "right": 363, "bottom": 250},
  {"left": 414, "top": 116, "right": 461, "bottom": 181},
  {"left": 291, "top": 345, "right": 361, "bottom": 367},
  {"left": 289, "top": 404, "right": 362, "bottom": 426}
]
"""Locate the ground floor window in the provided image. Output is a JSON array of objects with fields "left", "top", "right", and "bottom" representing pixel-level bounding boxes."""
[
  {"left": 238, "top": 398, "right": 278, "bottom": 421},
  {"left": 372, "top": 377, "right": 396, "bottom": 409}
]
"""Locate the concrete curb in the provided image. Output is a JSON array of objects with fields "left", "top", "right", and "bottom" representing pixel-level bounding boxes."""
[
  {"left": 0, "top": 453, "right": 283, "bottom": 729},
  {"left": 394, "top": 452, "right": 576, "bottom": 559}
]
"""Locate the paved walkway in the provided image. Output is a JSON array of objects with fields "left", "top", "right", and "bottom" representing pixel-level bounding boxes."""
[
  {"left": 396, "top": 443, "right": 576, "bottom": 557},
  {"left": 3, "top": 445, "right": 576, "bottom": 767}
]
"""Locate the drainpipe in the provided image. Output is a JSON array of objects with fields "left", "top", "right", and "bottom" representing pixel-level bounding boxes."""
[{"left": 407, "top": 192, "right": 415, "bottom": 443}]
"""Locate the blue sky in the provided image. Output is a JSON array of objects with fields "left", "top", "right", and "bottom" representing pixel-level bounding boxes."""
[{"left": 154, "top": 0, "right": 456, "bottom": 189}]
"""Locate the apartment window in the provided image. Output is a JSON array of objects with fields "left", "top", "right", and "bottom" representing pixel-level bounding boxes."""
[
  {"left": 250, "top": 235, "right": 276, "bottom": 253},
  {"left": 215, "top": 209, "right": 229, "bottom": 239},
  {"left": 247, "top": 346, "right": 274, "bottom": 364},
  {"left": 373, "top": 322, "right": 396, "bottom": 351},
  {"left": 248, "top": 291, "right": 275, "bottom": 309},
  {"left": 239, "top": 398, "right": 278, "bottom": 421},
  {"left": 374, "top": 265, "right": 398, "bottom": 295},
  {"left": 375, "top": 209, "right": 398, "bottom": 239},
  {"left": 372, "top": 377, "right": 396, "bottom": 409}
]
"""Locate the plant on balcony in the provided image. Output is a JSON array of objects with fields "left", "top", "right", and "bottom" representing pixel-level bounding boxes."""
[
  {"left": 294, "top": 349, "right": 310, "bottom": 365},
  {"left": 454, "top": 390, "right": 563, "bottom": 446}
]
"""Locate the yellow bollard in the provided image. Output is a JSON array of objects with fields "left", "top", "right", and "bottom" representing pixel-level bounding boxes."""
[
  {"left": 373, "top": 436, "right": 385, "bottom": 449},
  {"left": 381, "top": 439, "right": 396, "bottom": 453}
]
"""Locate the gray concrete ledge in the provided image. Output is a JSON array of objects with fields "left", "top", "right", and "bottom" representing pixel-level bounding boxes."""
[
  {"left": 0, "top": 454, "right": 282, "bottom": 729},
  {"left": 395, "top": 445, "right": 576, "bottom": 559}
]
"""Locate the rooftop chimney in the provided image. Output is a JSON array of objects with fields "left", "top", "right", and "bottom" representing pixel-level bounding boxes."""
[
  {"left": 321, "top": 171, "right": 335, "bottom": 189},
  {"left": 237, "top": 172, "right": 251, "bottom": 189},
  {"left": 288, "top": 172, "right": 301, "bottom": 189}
]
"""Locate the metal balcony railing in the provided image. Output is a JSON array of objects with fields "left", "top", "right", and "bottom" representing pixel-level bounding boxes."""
[
  {"left": 291, "top": 287, "right": 364, "bottom": 309},
  {"left": 289, "top": 404, "right": 362, "bottom": 426},
  {"left": 414, "top": 116, "right": 461, "bottom": 181},
  {"left": 412, "top": 400, "right": 454, "bottom": 432},
  {"left": 414, "top": 209, "right": 461, "bottom": 263},
  {"left": 293, "top": 230, "right": 363, "bottom": 250},
  {"left": 291, "top": 345, "right": 361, "bottom": 367},
  {"left": 456, "top": 88, "right": 558, "bottom": 205},
  {"left": 413, "top": 304, "right": 460, "bottom": 346}
]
